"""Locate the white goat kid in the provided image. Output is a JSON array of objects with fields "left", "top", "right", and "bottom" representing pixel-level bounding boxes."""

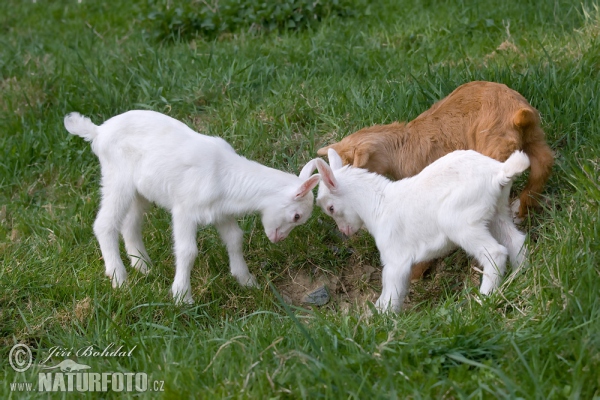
[
  {"left": 309, "top": 148, "right": 529, "bottom": 312},
  {"left": 65, "top": 110, "right": 320, "bottom": 304}
]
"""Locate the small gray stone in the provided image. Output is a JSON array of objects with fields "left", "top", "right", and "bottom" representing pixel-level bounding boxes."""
[
  {"left": 332, "top": 230, "right": 349, "bottom": 241},
  {"left": 328, "top": 245, "right": 354, "bottom": 256},
  {"left": 302, "top": 285, "right": 330, "bottom": 306},
  {"left": 281, "top": 293, "right": 293, "bottom": 305}
]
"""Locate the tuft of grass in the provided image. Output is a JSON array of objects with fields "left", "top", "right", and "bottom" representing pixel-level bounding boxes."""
[
  {"left": 1, "top": 0, "right": 599, "bottom": 398},
  {"left": 143, "top": 0, "right": 368, "bottom": 42}
]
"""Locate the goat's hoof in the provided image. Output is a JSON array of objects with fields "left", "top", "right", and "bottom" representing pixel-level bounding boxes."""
[
  {"left": 479, "top": 279, "right": 496, "bottom": 296},
  {"left": 373, "top": 301, "right": 387, "bottom": 315},
  {"left": 510, "top": 199, "right": 524, "bottom": 224},
  {"left": 172, "top": 290, "right": 194, "bottom": 305},
  {"left": 171, "top": 281, "right": 194, "bottom": 304},
  {"left": 236, "top": 273, "right": 259, "bottom": 288},
  {"left": 374, "top": 298, "right": 402, "bottom": 314},
  {"left": 176, "top": 296, "right": 194, "bottom": 305},
  {"left": 107, "top": 270, "right": 127, "bottom": 288},
  {"left": 133, "top": 261, "right": 150, "bottom": 275}
]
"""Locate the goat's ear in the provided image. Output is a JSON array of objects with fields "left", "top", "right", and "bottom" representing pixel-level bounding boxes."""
[
  {"left": 317, "top": 140, "right": 346, "bottom": 156},
  {"left": 328, "top": 148, "right": 343, "bottom": 170},
  {"left": 317, "top": 144, "right": 334, "bottom": 156},
  {"left": 353, "top": 148, "right": 369, "bottom": 168},
  {"left": 316, "top": 158, "right": 338, "bottom": 191},
  {"left": 294, "top": 174, "right": 320, "bottom": 199},
  {"left": 299, "top": 159, "right": 318, "bottom": 179}
]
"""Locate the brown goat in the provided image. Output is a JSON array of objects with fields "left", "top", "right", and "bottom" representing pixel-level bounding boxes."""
[{"left": 317, "top": 81, "right": 554, "bottom": 280}]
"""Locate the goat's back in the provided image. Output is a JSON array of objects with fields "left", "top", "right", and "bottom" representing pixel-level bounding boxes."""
[
  {"left": 321, "top": 81, "right": 546, "bottom": 181},
  {"left": 93, "top": 110, "right": 235, "bottom": 165},
  {"left": 386, "top": 150, "right": 512, "bottom": 226},
  {"left": 408, "top": 81, "right": 543, "bottom": 157},
  {"left": 83, "top": 110, "right": 241, "bottom": 209}
]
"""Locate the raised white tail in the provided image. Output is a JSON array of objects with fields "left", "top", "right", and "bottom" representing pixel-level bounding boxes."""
[
  {"left": 497, "top": 151, "right": 530, "bottom": 186},
  {"left": 64, "top": 112, "right": 98, "bottom": 142}
]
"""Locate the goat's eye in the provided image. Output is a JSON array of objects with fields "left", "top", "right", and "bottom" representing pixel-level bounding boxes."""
[
  {"left": 294, "top": 213, "right": 301, "bottom": 222},
  {"left": 328, "top": 205, "right": 334, "bottom": 214}
]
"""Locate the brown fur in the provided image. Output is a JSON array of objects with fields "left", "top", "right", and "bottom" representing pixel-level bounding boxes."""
[{"left": 318, "top": 81, "right": 554, "bottom": 280}]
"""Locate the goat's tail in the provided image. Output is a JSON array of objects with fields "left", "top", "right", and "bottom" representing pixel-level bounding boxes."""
[
  {"left": 497, "top": 151, "right": 530, "bottom": 186},
  {"left": 513, "top": 108, "right": 538, "bottom": 132},
  {"left": 64, "top": 112, "right": 98, "bottom": 142}
]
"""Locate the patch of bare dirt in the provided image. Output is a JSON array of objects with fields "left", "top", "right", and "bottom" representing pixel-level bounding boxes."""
[{"left": 274, "top": 250, "right": 481, "bottom": 312}]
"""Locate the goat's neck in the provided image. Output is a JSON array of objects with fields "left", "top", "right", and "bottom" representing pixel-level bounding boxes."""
[
  {"left": 219, "top": 156, "right": 295, "bottom": 216},
  {"left": 343, "top": 171, "right": 391, "bottom": 231},
  {"left": 387, "top": 125, "right": 426, "bottom": 178}
]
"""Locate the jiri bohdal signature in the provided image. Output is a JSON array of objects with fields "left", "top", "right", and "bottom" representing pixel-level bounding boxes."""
[{"left": 41, "top": 344, "right": 137, "bottom": 365}]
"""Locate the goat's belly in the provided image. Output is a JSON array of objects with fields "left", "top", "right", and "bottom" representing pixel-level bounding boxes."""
[
  {"left": 414, "top": 235, "right": 455, "bottom": 262},
  {"left": 134, "top": 177, "right": 175, "bottom": 210},
  {"left": 134, "top": 177, "right": 223, "bottom": 224}
]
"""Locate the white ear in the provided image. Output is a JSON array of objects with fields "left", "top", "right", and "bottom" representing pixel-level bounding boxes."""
[
  {"left": 328, "top": 148, "right": 343, "bottom": 170},
  {"left": 294, "top": 174, "right": 320, "bottom": 199},
  {"left": 299, "top": 159, "right": 318, "bottom": 180},
  {"left": 315, "top": 158, "right": 338, "bottom": 191}
]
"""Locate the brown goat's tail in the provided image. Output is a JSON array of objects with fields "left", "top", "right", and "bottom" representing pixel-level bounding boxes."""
[
  {"left": 513, "top": 108, "right": 538, "bottom": 132},
  {"left": 518, "top": 140, "right": 554, "bottom": 217},
  {"left": 511, "top": 107, "right": 554, "bottom": 218}
]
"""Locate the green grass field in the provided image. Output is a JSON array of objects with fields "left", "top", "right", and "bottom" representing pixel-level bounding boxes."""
[{"left": 1, "top": 0, "right": 599, "bottom": 398}]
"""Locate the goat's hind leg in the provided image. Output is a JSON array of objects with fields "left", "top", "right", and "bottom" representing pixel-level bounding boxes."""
[
  {"left": 171, "top": 209, "right": 198, "bottom": 304},
  {"left": 453, "top": 228, "right": 508, "bottom": 295},
  {"left": 489, "top": 202, "right": 528, "bottom": 271},
  {"left": 121, "top": 194, "right": 152, "bottom": 274},
  {"left": 94, "top": 179, "right": 135, "bottom": 288},
  {"left": 215, "top": 217, "right": 258, "bottom": 288}
]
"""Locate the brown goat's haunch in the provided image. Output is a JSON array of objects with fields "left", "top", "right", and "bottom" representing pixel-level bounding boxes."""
[{"left": 318, "top": 81, "right": 553, "bottom": 280}]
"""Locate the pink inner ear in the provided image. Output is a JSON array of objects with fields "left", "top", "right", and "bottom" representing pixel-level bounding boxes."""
[
  {"left": 316, "top": 160, "right": 337, "bottom": 190},
  {"left": 323, "top": 171, "right": 335, "bottom": 189},
  {"left": 295, "top": 175, "right": 320, "bottom": 198}
]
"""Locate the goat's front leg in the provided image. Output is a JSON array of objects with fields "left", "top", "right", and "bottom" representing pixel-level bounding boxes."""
[
  {"left": 171, "top": 209, "right": 198, "bottom": 304},
  {"left": 215, "top": 217, "right": 258, "bottom": 287},
  {"left": 375, "top": 256, "right": 412, "bottom": 313}
]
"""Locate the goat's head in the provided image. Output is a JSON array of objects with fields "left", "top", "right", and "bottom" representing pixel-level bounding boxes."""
[
  {"left": 261, "top": 171, "right": 320, "bottom": 243},
  {"left": 317, "top": 124, "right": 404, "bottom": 177},
  {"left": 304, "top": 149, "right": 365, "bottom": 237}
]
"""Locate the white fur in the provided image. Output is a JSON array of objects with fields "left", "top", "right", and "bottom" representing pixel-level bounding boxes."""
[
  {"left": 65, "top": 110, "right": 320, "bottom": 304},
  {"left": 308, "top": 148, "right": 529, "bottom": 312}
]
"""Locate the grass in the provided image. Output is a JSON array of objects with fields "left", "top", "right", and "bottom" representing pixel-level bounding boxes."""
[{"left": 1, "top": 0, "right": 599, "bottom": 398}]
